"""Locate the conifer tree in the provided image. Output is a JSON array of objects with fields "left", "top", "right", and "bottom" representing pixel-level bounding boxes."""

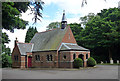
[{"left": 25, "top": 27, "right": 38, "bottom": 43}]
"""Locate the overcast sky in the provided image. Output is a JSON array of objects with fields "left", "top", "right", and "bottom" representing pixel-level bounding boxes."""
[{"left": 3, "top": 0, "right": 120, "bottom": 52}]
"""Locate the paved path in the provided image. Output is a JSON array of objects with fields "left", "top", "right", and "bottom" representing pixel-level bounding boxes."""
[
  {"left": 0, "top": 68, "right": 2, "bottom": 80},
  {"left": 2, "top": 65, "right": 119, "bottom": 79}
]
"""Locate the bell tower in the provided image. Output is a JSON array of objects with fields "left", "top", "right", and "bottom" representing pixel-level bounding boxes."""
[{"left": 61, "top": 10, "right": 67, "bottom": 29}]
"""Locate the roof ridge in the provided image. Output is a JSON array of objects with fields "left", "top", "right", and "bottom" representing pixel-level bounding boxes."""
[
  {"left": 37, "top": 28, "right": 60, "bottom": 34},
  {"left": 17, "top": 42, "right": 33, "bottom": 44}
]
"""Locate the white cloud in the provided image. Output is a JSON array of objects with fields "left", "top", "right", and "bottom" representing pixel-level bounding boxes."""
[
  {"left": 20, "top": 7, "right": 34, "bottom": 22},
  {"left": 43, "top": 14, "right": 50, "bottom": 18},
  {"left": 4, "top": 0, "right": 120, "bottom": 53},
  {"left": 43, "top": 0, "right": 119, "bottom": 16},
  {"left": 3, "top": 29, "right": 27, "bottom": 52},
  {"left": 67, "top": 18, "right": 80, "bottom": 24}
]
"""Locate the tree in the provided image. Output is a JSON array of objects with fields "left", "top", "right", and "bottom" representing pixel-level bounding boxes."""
[
  {"left": 2, "top": 2, "right": 44, "bottom": 32},
  {"left": 29, "top": 2, "right": 45, "bottom": 23},
  {"left": 80, "top": 13, "right": 95, "bottom": 27},
  {"left": 46, "top": 22, "right": 61, "bottom": 30},
  {"left": 2, "top": 33, "right": 11, "bottom": 55},
  {"left": 2, "top": 2, "right": 28, "bottom": 32},
  {"left": 2, "top": 53, "right": 12, "bottom": 68},
  {"left": 2, "top": 2, "right": 44, "bottom": 67},
  {"left": 69, "top": 23, "right": 83, "bottom": 45},
  {"left": 79, "top": 8, "right": 120, "bottom": 61},
  {"left": 2, "top": 1, "right": 44, "bottom": 52},
  {"left": 25, "top": 27, "right": 38, "bottom": 43}
]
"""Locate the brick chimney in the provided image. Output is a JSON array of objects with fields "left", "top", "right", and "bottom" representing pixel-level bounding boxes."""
[{"left": 14, "top": 37, "right": 18, "bottom": 47}]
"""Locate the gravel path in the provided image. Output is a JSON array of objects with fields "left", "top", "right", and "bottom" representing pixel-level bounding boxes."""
[{"left": 2, "top": 65, "right": 119, "bottom": 79}]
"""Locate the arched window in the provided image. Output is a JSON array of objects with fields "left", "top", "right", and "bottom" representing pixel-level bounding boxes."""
[
  {"left": 47, "top": 55, "right": 49, "bottom": 61},
  {"left": 35, "top": 55, "right": 40, "bottom": 61},
  {"left": 47, "top": 54, "right": 53, "bottom": 61},
  {"left": 73, "top": 53, "right": 76, "bottom": 60},
  {"left": 14, "top": 55, "right": 18, "bottom": 61},
  {"left": 50, "top": 55, "right": 53, "bottom": 61},
  {"left": 86, "top": 53, "right": 88, "bottom": 59},
  {"left": 63, "top": 55, "right": 66, "bottom": 59},
  {"left": 78, "top": 54, "right": 84, "bottom": 60}
]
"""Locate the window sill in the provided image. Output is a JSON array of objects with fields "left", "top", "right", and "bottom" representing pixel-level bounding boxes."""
[
  {"left": 35, "top": 61, "right": 41, "bottom": 62},
  {"left": 46, "top": 61, "right": 53, "bottom": 62}
]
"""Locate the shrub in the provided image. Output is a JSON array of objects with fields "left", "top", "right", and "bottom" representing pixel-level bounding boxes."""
[
  {"left": 2, "top": 54, "right": 12, "bottom": 68},
  {"left": 73, "top": 58, "right": 83, "bottom": 68},
  {"left": 87, "top": 57, "right": 96, "bottom": 67}
]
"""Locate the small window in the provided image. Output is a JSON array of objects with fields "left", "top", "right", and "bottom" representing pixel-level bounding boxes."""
[
  {"left": 14, "top": 55, "right": 18, "bottom": 61},
  {"left": 86, "top": 54, "right": 88, "bottom": 59},
  {"left": 47, "top": 55, "right": 49, "bottom": 61},
  {"left": 73, "top": 53, "right": 76, "bottom": 60},
  {"left": 35, "top": 55, "right": 40, "bottom": 61},
  {"left": 63, "top": 55, "right": 66, "bottom": 59},
  {"left": 50, "top": 55, "right": 52, "bottom": 61},
  {"left": 47, "top": 54, "right": 53, "bottom": 61}
]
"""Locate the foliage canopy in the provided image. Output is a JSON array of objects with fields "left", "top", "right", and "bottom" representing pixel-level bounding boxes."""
[{"left": 25, "top": 27, "right": 38, "bottom": 43}]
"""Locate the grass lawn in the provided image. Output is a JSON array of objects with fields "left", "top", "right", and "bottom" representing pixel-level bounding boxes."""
[{"left": 97, "top": 63, "right": 120, "bottom": 65}]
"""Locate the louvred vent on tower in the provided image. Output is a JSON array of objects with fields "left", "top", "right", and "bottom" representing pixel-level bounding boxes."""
[{"left": 61, "top": 10, "right": 67, "bottom": 29}]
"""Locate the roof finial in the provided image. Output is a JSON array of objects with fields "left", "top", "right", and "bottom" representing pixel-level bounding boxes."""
[
  {"left": 63, "top": 10, "right": 65, "bottom": 13},
  {"left": 16, "top": 37, "right": 17, "bottom": 40}
]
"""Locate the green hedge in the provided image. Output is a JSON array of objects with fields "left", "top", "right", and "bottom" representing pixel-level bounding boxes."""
[
  {"left": 73, "top": 58, "right": 83, "bottom": 68},
  {"left": 87, "top": 57, "right": 96, "bottom": 67}
]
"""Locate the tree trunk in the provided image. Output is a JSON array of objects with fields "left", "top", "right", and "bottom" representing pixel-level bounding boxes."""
[{"left": 108, "top": 47, "right": 112, "bottom": 60}]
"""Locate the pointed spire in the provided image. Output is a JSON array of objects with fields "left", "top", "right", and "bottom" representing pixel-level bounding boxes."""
[
  {"left": 61, "top": 10, "right": 67, "bottom": 29},
  {"left": 62, "top": 10, "right": 67, "bottom": 22}
]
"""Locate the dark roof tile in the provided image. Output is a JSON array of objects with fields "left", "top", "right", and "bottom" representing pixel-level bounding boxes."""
[
  {"left": 17, "top": 42, "right": 34, "bottom": 55},
  {"left": 30, "top": 27, "right": 68, "bottom": 51}
]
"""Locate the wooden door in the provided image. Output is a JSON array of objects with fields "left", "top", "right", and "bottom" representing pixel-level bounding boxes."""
[{"left": 28, "top": 57, "right": 32, "bottom": 68}]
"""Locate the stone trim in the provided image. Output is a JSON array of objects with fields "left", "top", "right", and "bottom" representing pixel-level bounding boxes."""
[
  {"left": 60, "top": 51, "right": 90, "bottom": 52},
  {"left": 59, "top": 61, "right": 73, "bottom": 62},
  {"left": 35, "top": 61, "right": 41, "bottom": 62},
  {"left": 21, "top": 61, "right": 26, "bottom": 62}
]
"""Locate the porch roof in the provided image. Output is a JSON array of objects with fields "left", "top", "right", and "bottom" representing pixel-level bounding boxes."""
[
  {"left": 17, "top": 42, "right": 34, "bottom": 55},
  {"left": 59, "top": 43, "right": 89, "bottom": 51}
]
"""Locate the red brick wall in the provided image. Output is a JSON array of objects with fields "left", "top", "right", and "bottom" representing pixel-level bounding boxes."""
[
  {"left": 58, "top": 51, "right": 73, "bottom": 68},
  {"left": 31, "top": 50, "right": 90, "bottom": 68},
  {"left": 59, "top": 51, "right": 90, "bottom": 68},
  {"left": 21, "top": 56, "right": 26, "bottom": 68},
  {"left": 12, "top": 45, "right": 21, "bottom": 68},
  {"left": 32, "top": 51, "right": 58, "bottom": 68},
  {"left": 62, "top": 26, "right": 77, "bottom": 44}
]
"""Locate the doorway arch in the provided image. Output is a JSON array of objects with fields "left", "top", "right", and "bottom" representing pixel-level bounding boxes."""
[
  {"left": 78, "top": 54, "right": 84, "bottom": 67},
  {"left": 28, "top": 56, "right": 32, "bottom": 68}
]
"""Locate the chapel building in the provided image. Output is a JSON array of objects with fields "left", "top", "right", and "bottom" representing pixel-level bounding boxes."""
[{"left": 12, "top": 11, "right": 90, "bottom": 68}]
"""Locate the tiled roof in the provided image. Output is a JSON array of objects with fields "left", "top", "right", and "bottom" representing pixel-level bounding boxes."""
[
  {"left": 17, "top": 42, "right": 34, "bottom": 55},
  {"left": 59, "top": 43, "right": 89, "bottom": 51},
  {"left": 30, "top": 27, "right": 68, "bottom": 51}
]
